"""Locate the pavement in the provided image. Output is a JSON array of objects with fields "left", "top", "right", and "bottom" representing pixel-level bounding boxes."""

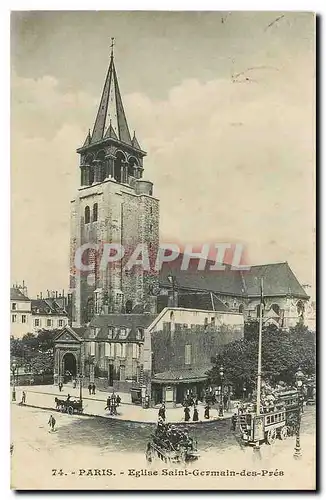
[{"left": 12, "top": 383, "right": 233, "bottom": 425}]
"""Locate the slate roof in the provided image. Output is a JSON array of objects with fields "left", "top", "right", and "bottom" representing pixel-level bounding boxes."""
[
  {"left": 10, "top": 287, "right": 30, "bottom": 301},
  {"left": 87, "top": 314, "right": 157, "bottom": 341},
  {"left": 159, "top": 259, "right": 308, "bottom": 299},
  {"left": 242, "top": 262, "right": 308, "bottom": 298},
  {"left": 31, "top": 298, "right": 67, "bottom": 316},
  {"left": 160, "top": 257, "right": 244, "bottom": 296},
  {"left": 152, "top": 367, "right": 210, "bottom": 384},
  {"left": 157, "top": 292, "right": 228, "bottom": 313}
]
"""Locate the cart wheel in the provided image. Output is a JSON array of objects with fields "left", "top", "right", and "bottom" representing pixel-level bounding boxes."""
[
  {"left": 67, "top": 406, "right": 73, "bottom": 415},
  {"left": 266, "top": 428, "right": 277, "bottom": 445},
  {"left": 279, "top": 426, "right": 288, "bottom": 440}
]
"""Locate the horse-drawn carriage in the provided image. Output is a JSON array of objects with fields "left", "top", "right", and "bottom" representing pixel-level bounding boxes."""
[
  {"left": 146, "top": 422, "right": 200, "bottom": 465},
  {"left": 55, "top": 397, "right": 83, "bottom": 415}
]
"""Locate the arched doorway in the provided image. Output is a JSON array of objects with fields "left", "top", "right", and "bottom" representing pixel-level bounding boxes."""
[{"left": 62, "top": 352, "right": 77, "bottom": 382}]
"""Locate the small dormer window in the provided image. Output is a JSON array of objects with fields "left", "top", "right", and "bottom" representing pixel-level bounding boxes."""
[{"left": 108, "top": 327, "right": 113, "bottom": 339}]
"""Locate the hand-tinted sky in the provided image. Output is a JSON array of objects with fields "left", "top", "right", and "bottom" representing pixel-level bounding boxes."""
[{"left": 11, "top": 11, "right": 315, "bottom": 297}]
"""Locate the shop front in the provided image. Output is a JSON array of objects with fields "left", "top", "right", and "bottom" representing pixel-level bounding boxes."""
[{"left": 151, "top": 368, "right": 209, "bottom": 407}]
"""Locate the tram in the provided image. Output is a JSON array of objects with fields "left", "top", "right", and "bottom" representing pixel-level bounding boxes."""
[{"left": 238, "top": 389, "right": 302, "bottom": 446}]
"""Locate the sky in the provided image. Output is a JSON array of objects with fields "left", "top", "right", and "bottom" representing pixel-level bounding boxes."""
[{"left": 10, "top": 11, "right": 315, "bottom": 298}]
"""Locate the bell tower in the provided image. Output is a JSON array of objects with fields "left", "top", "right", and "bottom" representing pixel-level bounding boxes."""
[{"left": 69, "top": 40, "right": 159, "bottom": 326}]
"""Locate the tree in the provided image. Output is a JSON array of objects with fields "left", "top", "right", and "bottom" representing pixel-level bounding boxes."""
[{"left": 208, "top": 322, "right": 316, "bottom": 398}]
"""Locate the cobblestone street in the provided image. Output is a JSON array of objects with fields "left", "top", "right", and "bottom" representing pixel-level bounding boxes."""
[{"left": 11, "top": 400, "right": 316, "bottom": 490}]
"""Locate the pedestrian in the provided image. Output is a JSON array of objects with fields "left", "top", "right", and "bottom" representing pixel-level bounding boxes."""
[
  {"left": 193, "top": 406, "right": 199, "bottom": 422},
  {"left": 116, "top": 394, "right": 121, "bottom": 406},
  {"left": 58, "top": 382, "right": 63, "bottom": 392},
  {"left": 92, "top": 383, "right": 96, "bottom": 395},
  {"left": 204, "top": 404, "right": 210, "bottom": 419},
  {"left": 66, "top": 393, "right": 71, "bottom": 401},
  {"left": 184, "top": 405, "right": 190, "bottom": 422},
  {"left": 223, "top": 394, "right": 228, "bottom": 411},
  {"left": 158, "top": 403, "right": 166, "bottom": 421},
  {"left": 231, "top": 412, "right": 237, "bottom": 431},
  {"left": 21, "top": 391, "right": 26, "bottom": 404},
  {"left": 105, "top": 396, "right": 111, "bottom": 411},
  {"left": 73, "top": 379, "right": 77, "bottom": 389},
  {"left": 48, "top": 414, "right": 56, "bottom": 432},
  {"left": 88, "top": 383, "right": 92, "bottom": 395}
]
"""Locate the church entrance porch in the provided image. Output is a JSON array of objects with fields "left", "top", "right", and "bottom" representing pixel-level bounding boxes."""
[{"left": 62, "top": 352, "right": 77, "bottom": 383}]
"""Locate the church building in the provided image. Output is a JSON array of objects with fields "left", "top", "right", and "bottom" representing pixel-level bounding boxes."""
[{"left": 54, "top": 44, "right": 310, "bottom": 404}]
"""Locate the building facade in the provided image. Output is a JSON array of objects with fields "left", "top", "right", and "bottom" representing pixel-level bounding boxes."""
[
  {"left": 53, "top": 306, "right": 244, "bottom": 404},
  {"left": 10, "top": 285, "right": 69, "bottom": 338},
  {"left": 10, "top": 284, "right": 32, "bottom": 338}
]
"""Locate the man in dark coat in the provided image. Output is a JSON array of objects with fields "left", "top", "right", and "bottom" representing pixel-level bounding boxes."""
[
  {"left": 193, "top": 406, "right": 199, "bottom": 422},
  {"left": 204, "top": 404, "right": 210, "bottom": 419},
  {"left": 105, "top": 396, "right": 111, "bottom": 411},
  {"left": 48, "top": 415, "right": 56, "bottom": 431},
  {"left": 231, "top": 413, "right": 237, "bottom": 431},
  {"left": 184, "top": 406, "right": 191, "bottom": 422},
  {"left": 88, "top": 383, "right": 92, "bottom": 395},
  {"left": 158, "top": 403, "right": 166, "bottom": 421},
  {"left": 92, "top": 383, "right": 96, "bottom": 395}
]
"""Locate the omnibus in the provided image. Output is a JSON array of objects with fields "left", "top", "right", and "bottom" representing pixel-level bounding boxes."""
[{"left": 238, "top": 389, "right": 302, "bottom": 446}]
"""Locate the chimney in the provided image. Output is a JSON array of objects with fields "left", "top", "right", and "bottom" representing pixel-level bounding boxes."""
[
  {"left": 47, "top": 290, "right": 50, "bottom": 298},
  {"left": 62, "top": 289, "right": 65, "bottom": 298},
  {"left": 40, "top": 292, "right": 43, "bottom": 299},
  {"left": 55, "top": 291, "right": 58, "bottom": 298},
  {"left": 37, "top": 294, "right": 39, "bottom": 299}
]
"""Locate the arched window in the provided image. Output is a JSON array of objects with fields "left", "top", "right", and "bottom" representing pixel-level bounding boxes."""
[
  {"left": 211, "top": 317, "right": 216, "bottom": 327},
  {"left": 271, "top": 303, "right": 280, "bottom": 315},
  {"left": 239, "top": 304, "right": 244, "bottom": 314},
  {"left": 125, "top": 300, "right": 133, "bottom": 314},
  {"left": 93, "top": 203, "right": 98, "bottom": 222},
  {"left": 85, "top": 206, "right": 90, "bottom": 224}
]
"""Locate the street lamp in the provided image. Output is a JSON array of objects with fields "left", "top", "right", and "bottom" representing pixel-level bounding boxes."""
[
  {"left": 243, "top": 386, "right": 247, "bottom": 401},
  {"left": 294, "top": 368, "right": 304, "bottom": 459},
  {"left": 219, "top": 365, "right": 224, "bottom": 417},
  {"left": 11, "top": 362, "right": 17, "bottom": 402},
  {"left": 78, "top": 373, "right": 83, "bottom": 403}
]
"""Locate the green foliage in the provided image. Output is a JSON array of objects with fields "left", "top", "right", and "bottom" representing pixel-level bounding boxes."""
[
  {"left": 10, "top": 329, "right": 60, "bottom": 373},
  {"left": 208, "top": 322, "right": 316, "bottom": 398}
]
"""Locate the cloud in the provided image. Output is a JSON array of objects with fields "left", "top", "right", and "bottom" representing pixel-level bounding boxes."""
[{"left": 11, "top": 51, "right": 315, "bottom": 296}]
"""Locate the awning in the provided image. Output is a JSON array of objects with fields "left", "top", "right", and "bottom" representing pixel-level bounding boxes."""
[{"left": 152, "top": 367, "right": 209, "bottom": 384}]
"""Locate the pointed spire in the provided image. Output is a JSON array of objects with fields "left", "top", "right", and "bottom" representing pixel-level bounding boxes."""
[
  {"left": 91, "top": 39, "right": 132, "bottom": 145},
  {"left": 132, "top": 131, "right": 141, "bottom": 150},
  {"left": 104, "top": 120, "right": 118, "bottom": 140},
  {"left": 83, "top": 129, "right": 92, "bottom": 147}
]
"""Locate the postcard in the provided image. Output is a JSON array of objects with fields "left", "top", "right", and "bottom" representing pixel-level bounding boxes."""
[{"left": 10, "top": 10, "right": 316, "bottom": 490}]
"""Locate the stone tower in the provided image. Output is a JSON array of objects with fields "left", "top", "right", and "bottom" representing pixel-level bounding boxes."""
[{"left": 69, "top": 44, "right": 159, "bottom": 326}]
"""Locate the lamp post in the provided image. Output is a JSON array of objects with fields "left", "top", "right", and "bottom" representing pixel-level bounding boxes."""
[
  {"left": 294, "top": 368, "right": 304, "bottom": 459},
  {"left": 219, "top": 365, "right": 224, "bottom": 417},
  {"left": 78, "top": 373, "right": 83, "bottom": 403},
  {"left": 243, "top": 386, "right": 247, "bottom": 401},
  {"left": 11, "top": 362, "right": 17, "bottom": 402}
]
